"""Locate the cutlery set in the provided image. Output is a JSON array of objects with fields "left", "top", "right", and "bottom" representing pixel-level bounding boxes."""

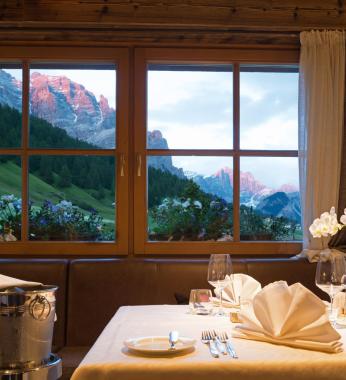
[{"left": 201, "top": 330, "right": 238, "bottom": 358}]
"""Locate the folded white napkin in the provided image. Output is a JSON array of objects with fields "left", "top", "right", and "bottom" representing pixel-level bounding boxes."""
[
  {"left": 0, "top": 274, "right": 42, "bottom": 290},
  {"left": 213, "top": 274, "right": 261, "bottom": 307},
  {"left": 232, "top": 281, "right": 343, "bottom": 353}
]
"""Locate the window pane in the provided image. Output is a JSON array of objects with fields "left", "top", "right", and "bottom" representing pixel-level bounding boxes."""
[
  {"left": 240, "top": 65, "right": 298, "bottom": 150},
  {"left": 29, "top": 155, "right": 115, "bottom": 241},
  {"left": 147, "top": 65, "right": 233, "bottom": 149},
  {"left": 29, "top": 64, "right": 116, "bottom": 149},
  {"left": 0, "top": 65, "right": 22, "bottom": 148},
  {"left": 0, "top": 155, "right": 21, "bottom": 241},
  {"left": 148, "top": 156, "right": 233, "bottom": 241},
  {"left": 240, "top": 157, "right": 301, "bottom": 241}
]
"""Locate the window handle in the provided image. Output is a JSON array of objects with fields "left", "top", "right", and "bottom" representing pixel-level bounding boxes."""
[
  {"left": 137, "top": 154, "right": 142, "bottom": 177},
  {"left": 120, "top": 154, "right": 125, "bottom": 177}
]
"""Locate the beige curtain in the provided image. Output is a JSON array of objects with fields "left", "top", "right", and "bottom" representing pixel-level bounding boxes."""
[{"left": 299, "top": 30, "right": 345, "bottom": 255}]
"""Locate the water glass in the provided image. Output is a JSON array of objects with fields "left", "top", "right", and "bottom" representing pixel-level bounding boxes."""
[{"left": 189, "top": 289, "right": 213, "bottom": 315}]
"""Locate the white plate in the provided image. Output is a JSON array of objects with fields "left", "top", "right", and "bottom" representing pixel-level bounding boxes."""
[{"left": 124, "top": 336, "right": 196, "bottom": 355}]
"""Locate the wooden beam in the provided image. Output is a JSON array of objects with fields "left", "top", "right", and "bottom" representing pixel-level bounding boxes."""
[{"left": 0, "top": 1, "right": 345, "bottom": 33}]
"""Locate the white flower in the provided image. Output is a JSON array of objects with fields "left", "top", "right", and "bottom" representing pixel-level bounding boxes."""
[
  {"left": 182, "top": 200, "right": 190, "bottom": 208},
  {"left": 340, "top": 208, "right": 346, "bottom": 225},
  {"left": 309, "top": 218, "right": 324, "bottom": 238},
  {"left": 193, "top": 200, "right": 202, "bottom": 209},
  {"left": 309, "top": 207, "right": 343, "bottom": 239}
]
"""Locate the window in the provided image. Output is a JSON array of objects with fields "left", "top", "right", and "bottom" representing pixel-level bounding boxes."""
[
  {"left": 134, "top": 48, "right": 301, "bottom": 255},
  {"left": 0, "top": 47, "right": 301, "bottom": 255},
  {"left": 0, "top": 47, "right": 129, "bottom": 254}
]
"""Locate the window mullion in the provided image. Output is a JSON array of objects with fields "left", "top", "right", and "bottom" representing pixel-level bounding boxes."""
[
  {"left": 21, "top": 61, "right": 29, "bottom": 242},
  {"left": 233, "top": 63, "right": 240, "bottom": 242}
]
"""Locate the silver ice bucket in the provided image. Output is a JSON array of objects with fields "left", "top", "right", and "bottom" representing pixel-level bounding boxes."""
[{"left": 0, "top": 285, "right": 57, "bottom": 370}]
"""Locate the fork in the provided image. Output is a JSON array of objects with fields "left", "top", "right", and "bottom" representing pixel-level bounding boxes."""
[
  {"left": 219, "top": 331, "right": 238, "bottom": 359},
  {"left": 210, "top": 330, "right": 227, "bottom": 355},
  {"left": 201, "top": 331, "right": 219, "bottom": 358}
]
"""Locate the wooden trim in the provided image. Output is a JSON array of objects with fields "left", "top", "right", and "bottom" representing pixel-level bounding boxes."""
[
  {"left": 0, "top": 242, "right": 127, "bottom": 256},
  {"left": 136, "top": 242, "right": 302, "bottom": 256},
  {"left": 114, "top": 48, "right": 130, "bottom": 255},
  {"left": 0, "top": 30, "right": 300, "bottom": 49},
  {"left": 0, "top": 46, "right": 130, "bottom": 255},
  {"left": 21, "top": 61, "right": 29, "bottom": 242},
  {"left": 133, "top": 46, "right": 301, "bottom": 256},
  {"left": 133, "top": 48, "right": 147, "bottom": 254},
  {"left": 138, "top": 47, "right": 299, "bottom": 65},
  {"left": 233, "top": 63, "right": 240, "bottom": 242},
  {"left": 0, "top": 149, "right": 299, "bottom": 157},
  {"left": 0, "top": 47, "right": 129, "bottom": 61}
]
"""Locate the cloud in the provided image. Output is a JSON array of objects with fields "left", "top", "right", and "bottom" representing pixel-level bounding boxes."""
[
  {"left": 240, "top": 82, "right": 267, "bottom": 103},
  {"left": 149, "top": 119, "right": 232, "bottom": 149},
  {"left": 148, "top": 70, "right": 232, "bottom": 111},
  {"left": 240, "top": 113, "right": 298, "bottom": 150}
]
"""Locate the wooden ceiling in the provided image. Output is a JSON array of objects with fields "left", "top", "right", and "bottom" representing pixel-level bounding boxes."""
[{"left": 0, "top": 1, "right": 345, "bottom": 46}]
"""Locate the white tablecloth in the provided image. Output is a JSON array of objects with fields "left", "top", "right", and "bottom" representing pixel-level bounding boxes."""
[{"left": 71, "top": 305, "right": 346, "bottom": 380}]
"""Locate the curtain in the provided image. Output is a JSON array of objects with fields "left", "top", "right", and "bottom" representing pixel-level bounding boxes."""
[{"left": 299, "top": 30, "right": 345, "bottom": 255}]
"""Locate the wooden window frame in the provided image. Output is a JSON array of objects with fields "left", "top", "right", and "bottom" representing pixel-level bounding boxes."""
[
  {"left": 0, "top": 46, "right": 129, "bottom": 255},
  {"left": 134, "top": 47, "right": 302, "bottom": 255}
]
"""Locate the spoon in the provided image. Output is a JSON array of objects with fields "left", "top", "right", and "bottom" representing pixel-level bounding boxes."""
[{"left": 169, "top": 330, "right": 179, "bottom": 350}]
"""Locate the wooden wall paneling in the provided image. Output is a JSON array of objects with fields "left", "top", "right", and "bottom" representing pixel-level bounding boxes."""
[{"left": 16, "top": 0, "right": 345, "bottom": 30}]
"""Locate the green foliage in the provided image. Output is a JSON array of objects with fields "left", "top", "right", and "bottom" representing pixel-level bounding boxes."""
[
  {"left": 0, "top": 195, "right": 21, "bottom": 239},
  {"left": 239, "top": 205, "right": 298, "bottom": 241},
  {"left": 149, "top": 171, "right": 232, "bottom": 241},
  {"left": 57, "top": 165, "right": 72, "bottom": 188},
  {"left": 148, "top": 167, "right": 192, "bottom": 208},
  {"left": 0, "top": 104, "right": 114, "bottom": 193},
  {"left": 0, "top": 195, "right": 111, "bottom": 241}
]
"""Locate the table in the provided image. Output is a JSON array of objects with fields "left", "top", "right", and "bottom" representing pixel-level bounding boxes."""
[{"left": 71, "top": 305, "right": 346, "bottom": 380}]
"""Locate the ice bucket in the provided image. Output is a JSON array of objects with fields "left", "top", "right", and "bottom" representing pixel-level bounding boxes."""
[{"left": 0, "top": 285, "right": 57, "bottom": 369}]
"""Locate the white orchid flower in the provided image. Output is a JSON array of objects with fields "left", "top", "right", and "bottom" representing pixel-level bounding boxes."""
[
  {"left": 309, "top": 218, "right": 323, "bottom": 238},
  {"left": 309, "top": 207, "right": 343, "bottom": 239},
  {"left": 340, "top": 208, "right": 346, "bottom": 225}
]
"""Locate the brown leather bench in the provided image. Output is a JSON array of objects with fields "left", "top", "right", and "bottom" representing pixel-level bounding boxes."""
[{"left": 0, "top": 257, "right": 322, "bottom": 380}]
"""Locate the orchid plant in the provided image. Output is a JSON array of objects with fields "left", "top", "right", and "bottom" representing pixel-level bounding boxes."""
[{"left": 309, "top": 207, "right": 345, "bottom": 249}]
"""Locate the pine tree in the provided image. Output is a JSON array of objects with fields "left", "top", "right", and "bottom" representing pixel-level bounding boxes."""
[{"left": 58, "top": 165, "right": 72, "bottom": 188}]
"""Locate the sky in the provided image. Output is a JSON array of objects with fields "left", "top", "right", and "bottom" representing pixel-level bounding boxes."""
[{"left": 147, "top": 69, "right": 299, "bottom": 189}]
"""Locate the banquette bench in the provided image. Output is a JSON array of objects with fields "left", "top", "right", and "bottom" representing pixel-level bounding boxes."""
[{"left": 0, "top": 257, "right": 324, "bottom": 379}]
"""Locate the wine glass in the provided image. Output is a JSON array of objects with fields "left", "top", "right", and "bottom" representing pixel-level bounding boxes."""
[
  {"left": 315, "top": 254, "right": 346, "bottom": 323},
  {"left": 207, "top": 254, "right": 232, "bottom": 316}
]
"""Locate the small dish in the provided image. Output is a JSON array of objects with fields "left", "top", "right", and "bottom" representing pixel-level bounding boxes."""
[{"left": 124, "top": 336, "right": 196, "bottom": 355}]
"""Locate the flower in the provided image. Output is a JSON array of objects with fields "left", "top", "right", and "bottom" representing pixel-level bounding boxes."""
[
  {"left": 193, "top": 200, "right": 202, "bottom": 209},
  {"left": 340, "top": 208, "right": 346, "bottom": 225},
  {"left": 309, "top": 207, "right": 343, "bottom": 239}
]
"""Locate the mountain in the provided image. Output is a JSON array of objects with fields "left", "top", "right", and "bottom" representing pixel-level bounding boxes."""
[
  {"left": 0, "top": 70, "right": 22, "bottom": 111},
  {"left": 146, "top": 130, "right": 184, "bottom": 177},
  {"left": 0, "top": 69, "right": 116, "bottom": 148},
  {"left": 256, "top": 191, "right": 301, "bottom": 222}
]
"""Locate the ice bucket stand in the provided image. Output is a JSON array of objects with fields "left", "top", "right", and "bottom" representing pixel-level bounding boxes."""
[{"left": 0, "top": 354, "right": 61, "bottom": 380}]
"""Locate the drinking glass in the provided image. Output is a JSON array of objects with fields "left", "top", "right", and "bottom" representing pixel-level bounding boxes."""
[
  {"left": 207, "top": 254, "right": 232, "bottom": 316},
  {"left": 315, "top": 254, "right": 346, "bottom": 323},
  {"left": 189, "top": 289, "right": 213, "bottom": 315}
]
